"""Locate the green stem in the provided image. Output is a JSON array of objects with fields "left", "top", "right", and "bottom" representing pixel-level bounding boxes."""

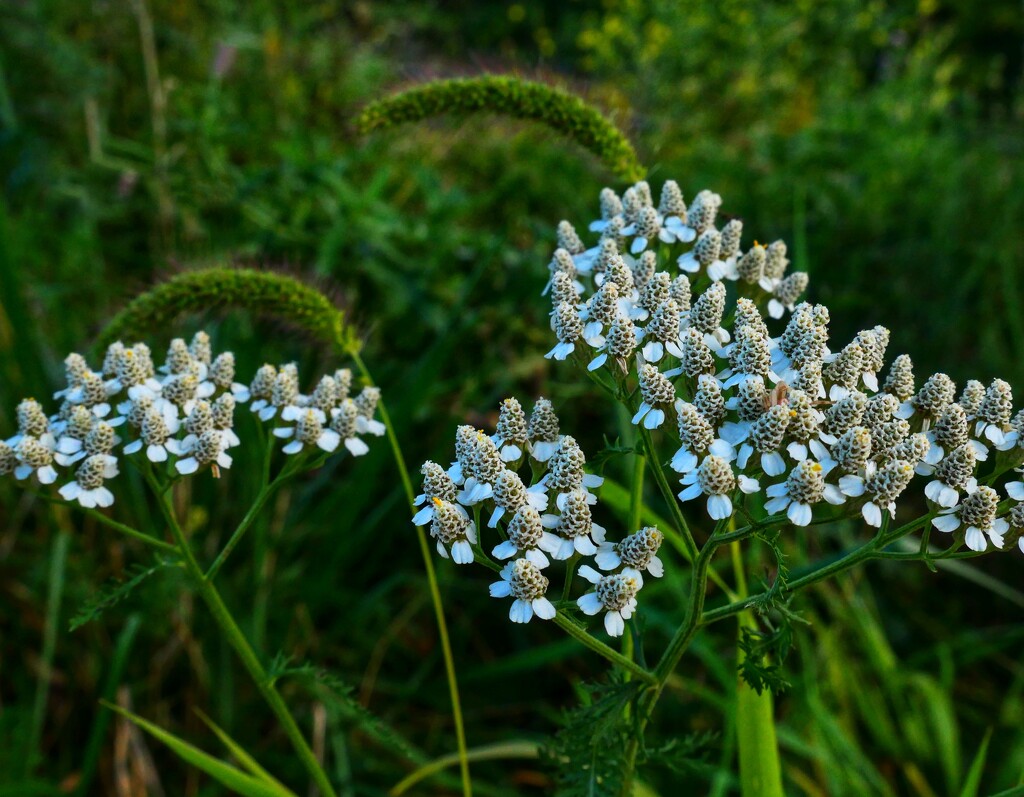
[
  {"left": 81, "top": 508, "right": 180, "bottom": 555},
  {"left": 629, "top": 450, "right": 645, "bottom": 532},
  {"left": 26, "top": 528, "right": 70, "bottom": 776},
  {"left": 551, "top": 614, "right": 656, "bottom": 685},
  {"left": 349, "top": 350, "right": 472, "bottom": 797},
  {"left": 147, "top": 473, "right": 337, "bottom": 797},
  {"left": 205, "top": 462, "right": 296, "bottom": 581},
  {"left": 637, "top": 424, "right": 698, "bottom": 560}
]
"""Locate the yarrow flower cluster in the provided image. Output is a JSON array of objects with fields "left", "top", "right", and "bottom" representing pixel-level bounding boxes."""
[
  {"left": 414, "top": 397, "right": 665, "bottom": 635},
  {"left": 538, "top": 180, "right": 1024, "bottom": 551},
  {"left": 2, "top": 331, "right": 383, "bottom": 508}
]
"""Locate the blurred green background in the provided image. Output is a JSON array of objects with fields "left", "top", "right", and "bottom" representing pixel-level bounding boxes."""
[{"left": 2, "top": 0, "right": 1023, "bottom": 794}]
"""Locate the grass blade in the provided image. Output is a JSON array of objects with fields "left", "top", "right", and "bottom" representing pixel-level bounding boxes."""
[
  {"left": 101, "top": 702, "right": 298, "bottom": 797},
  {"left": 194, "top": 708, "right": 291, "bottom": 791},
  {"left": 958, "top": 728, "right": 992, "bottom": 797}
]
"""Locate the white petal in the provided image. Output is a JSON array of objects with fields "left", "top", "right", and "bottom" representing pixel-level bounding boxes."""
[
  {"left": 707, "top": 494, "right": 733, "bottom": 520},
  {"left": 317, "top": 429, "right": 341, "bottom": 452},
  {"left": 964, "top": 527, "right": 987, "bottom": 552},
  {"left": 282, "top": 440, "right": 304, "bottom": 455},
  {"left": 489, "top": 580, "right": 513, "bottom": 598},
  {"left": 604, "top": 611, "right": 626, "bottom": 637},
  {"left": 345, "top": 437, "right": 370, "bottom": 456},
  {"left": 862, "top": 502, "right": 882, "bottom": 528},
  {"left": 761, "top": 451, "right": 786, "bottom": 477},
  {"left": 788, "top": 502, "right": 813, "bottom": 527},
  {"left": 509, "top": 599, "right": 534, "bottom": 623},
  {"left": 175, "top": 457, "right": 199, "bottom": 475},
  {"left": 932, "top": 514, "right": 962, "bottom": 533},
  {"left": 450, "top": 540, "right": 475, "bottom": 564},
  {"left": 147, "top": 444, "right": 168, "bottom": 462},
  {"left": 577, "top": 592, "right": 603, "bottom": 615},
  {"left": 492, "top": 540, "right": 518, "bottom": 560},
  {"left": 532, "top": 597, "right": 557, "bottom": 620}
]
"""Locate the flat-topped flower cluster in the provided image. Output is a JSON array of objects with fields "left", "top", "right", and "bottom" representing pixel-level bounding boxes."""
[
  {"left": 0, "top": 331, "right": 383, "bottom": 508},
  {"left": 543, "top": 180, "right": 1024, "bottom": 557},
  {"left": 413, "top": 397, "right": 665, "bottom": 636}
]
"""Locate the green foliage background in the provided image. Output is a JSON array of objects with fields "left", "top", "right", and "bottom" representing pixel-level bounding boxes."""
[{"left": 1, "top": 0, "right": 1022, "bottom": 793}]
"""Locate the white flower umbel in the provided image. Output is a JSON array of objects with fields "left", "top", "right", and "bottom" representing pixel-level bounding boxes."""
[
  {"left": 274, "top": 408, "right": 341, "bottom": 455},
  {"left": 932, "top": 485, "right": 1008, "bottom": 552},
  {"left": 488, "top": 558, "right": 557, "bottom": 624},
  {"left": 576, "top": 566, "right": 641, "bottom": 637},
  {"left": 429, "top": 498, "right": 478, "bottom": 564},
  {"left": 595, "top": 526, "right": 665, "bottom": 583},
  {"left": 58, "top": 454, "right": 118, "bottom": 508},
  {"left": 492, "top": 506, "right": 560, "bottom": 568},
  {"left": 678, "top": 454, "right": 758, "bottom": 520}
]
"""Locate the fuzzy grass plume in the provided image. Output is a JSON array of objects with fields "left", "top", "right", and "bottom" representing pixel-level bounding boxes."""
[
  {"left": 356, "top": 75, "right": 646, "bottom": 183},
  {"left": 96, "top": 267, "right": 360, "bottom": 355}
]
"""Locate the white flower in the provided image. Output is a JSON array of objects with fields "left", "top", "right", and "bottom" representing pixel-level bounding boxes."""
[
  {"left": 678, "top": 454, "right": 759, "bottom": 520},
  {"left": 328, "top": 400, "right": 373, "bottom": 457},
  {"left": 594, "top": 527, "right": 665, "bottom": 583},
  {"left": 576, "top": 566, "right": 642, "bottom": 637},
  {"left": 13, "top": 434, "right": 59, "bottom": 484},
  {"left": 412, "top": 461, "right": 458, "bottom": 526},
  {"left": 541, "top": 488, "right": 607, "bottom": 559},
  {"left": 491, "top": 506, "right": 560, "bottom": 568},
  {"left": 763, "top": 460, "right": 844, "bottom": 527},
  {"left": 58, "top": 454, "right": 118, "bottom": 508},
  {"left": 273, "top": 408, "right": 341, "bottom": 455},
  {"left": 175, "top": 430, "right": 232, "bottom": 476},
  {"left": 932, "top": 486, "right": 1007, "bottom": 552},
  {"left": 123, "top": 408, "right": 183, "bottom": 462},
  {"left": 429, "top": 498, "right": 478, "bottom": 564},
  {"left": 488, "top": 559, "right": 557, "bottom": 624}
]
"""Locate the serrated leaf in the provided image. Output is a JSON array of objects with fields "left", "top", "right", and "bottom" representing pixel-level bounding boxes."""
[
  {"left": 101, "top": 702, "right": 297, "bottom": 797},
  {"left": 70, "top": 560, "right": 174, "bottom": 631}
]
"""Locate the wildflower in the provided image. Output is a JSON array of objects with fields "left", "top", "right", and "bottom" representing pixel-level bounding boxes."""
[
  {"left": 932, "top": 486, "right": 1008, "bottom": 552},
  {"left": 974, "top": 379, "right": 1018, "bottom": 449},
  {"left": 541, "top": 488, "right": 607, "bottom": 559},
  {"left": 768, "top": 273, "right": 809, "bottom": 319},
  {"left": 13, "top": 435, "right": 58, "bottom": 484},
  {"left": 622, "top": 205, "right": 667, "bottom": 254},
  {"left": 589, "top": 313, "right": 637, "bottom": 372},
  {"left": 824, "top": 426, "right": 872, "bottom": 482},
  {"left": 0, "top": 442, "right": 16, "bottom": 476},
  {"left": 576, "top": 567, "right": 641, "bottom": 637},
  {"left": 412, "top": 461, "right": 457, "bottom": 525},
  {"left": 899, "top": 372, "right": 956, "bottom": 422},
  {"left": 589, "top": 187, "right": 624, "bottom": 232},
  {"left": 274, "top": 408, "right": 341, "bottom": 455},
  {"left": 174, "top": 430, "right": 232, "bottom": 476},
  {"left": 822, "top": 392, "right": 868, "bottom": 438},
  {"left": 595, "top": 526, "right": 665, "bottom": 580},
  {"left": 881, "top": 354, "right": 915, "bottom": 402},
  {"left": 123, "top": 407, "right": 184, "bottom": 462},
  {"left": 824, "top": 342, "right": 865, "bottom": 401},
  {"left": 527, "top": 398, "right": 561, "bottom": 462},
  {"left": 631, "top": 252, "right": 658, "bottom": 290},
  {"left": 765, "top": 460, "right": 844, "bottom": 525},
  {"left": 212, "top": 394, "right": 240, "bottom": 448},
  {"left": 637, "top": 272, "right": 671, "bottom": 316},
  {"left": 678, "top": 229, "right": 725, "bottom": 279},
  {"left": 678, "top": 454, "right": 758, "bottom": 520},
  {"left": 493, "top": 398, "right": 529, "bottom": 461},
  {"left": 458, "top": 432, "right": 504, "bottom": 505},
  {"left": 257, "top": 367, "right": 300, "bottom": 421},
  {"left": 7, "top": 399, "right": 49, "bottom": 448},
  {"left": 543, "top": 436, "right": 603, "bottom": 507},
  {"left": 53, "top": 406, "right": 97, "bottom": 466},
  {"left": 719, "top": 219, "right": 744, "bottom": 268},
  {"left": 581, "top": 282, "right": 620, "bottom": 344},
  {"left": 158, "top": 373, "right": 200, "bottom": 418},
  {"left": 671, "top": 401, "right": 733, "bottom": 474},
  {"left": 632, "top": 364, "right": 675, "bottom": 429},
  {"left": 736, "top": 404, "right": 791, "bottom": 476},
  {"left": 488, "top": 469, "right": 548, "bottom": 527},
  {"left": 492, "top": 506, "right": 560, "bottom": 567},
  {"left": 760, "top": 240, "right": 789, "bottom": 290},
  {"left": 429, "top": 498, "right": 477, "bottom": 564},
  {"left": 66, "top": 371, "right": 117, "bottom": 418},
  {"left": 736, "top": 243, "right": 766, "bottom": 285},
  {"left": 694, "top": 375, "right": 726, "bottom": 427},
  {"left": 639, "top": 300, "right": 683, "bottom": 362},
  {"left": 723, "top": 325, "right": 775, "bottom": 388},
  {"left": 240, "top": 364, "right": 277, "bottom": 410},
  {"left": 546, "top": 301, "right": 583, "bottom": 361},
  {"left": 860, "top": 458, "right": 915, "bottom": 527},
  {"left": 854, "top": 327, "right": 890, "bottom": 392},
  {"left": 54, "top": 352, "right": 91, "bottom": 400},
  {"left": 689, "top": 282, "right": 730, "bottom": 351},
  {"left": 353, "top": 387, "right": 386, "bottom": 437},
  {"left": 58, "top": 454, "right": 119, "bottom": 508},
  {"left": 957, "top": 380, "right": 986, "bottom": 417},
  {"left": 785, "top": 389, "right": 830, "bottom": 462},
  {"left": 329, "top": 399, "right": 372, "bottom": 456},
  {"left": 659, "top": 181, "right": 696, "bottom": 242},
  {"left": 488, "top": 558, "right": 557, "bottom": 623},
  {"left": 667, "top": 327, "right": 716, "bottom": 379},
  {"left": 924, "top": 444, "right": 978, "bottom": 508}
]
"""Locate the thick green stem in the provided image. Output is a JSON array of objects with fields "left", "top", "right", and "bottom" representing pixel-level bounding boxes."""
[
  {"left": 637, "top": 425, "right": 698, "bottom": 561},
  {"left": 148, "top": 475, "right": 337, "bottom": 797},
  {"left": 349, "top": 351, "right": 472, "bottom": 797}
]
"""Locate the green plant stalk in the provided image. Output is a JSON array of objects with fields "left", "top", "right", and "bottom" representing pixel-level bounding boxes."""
[
  {"left": 25, "top": 528, "right": 70, "bottom": 776},
  {"left": 638, "top": 424, "right": 698, "bottom": 560},
  {"left": 205, "top": 457, "right": 300, "bottom": 581},
  {"left": 349, "top": 350, "right": 472, "bottom": 797},
  {"left": 148, "top": 474, "right": 338, "bottom": 797},
  {"left": 731, "top": 541, "right": 784, "bottom": 797},
  {"left": 551, "top": 615, "right": 656, "bottom": 685},
  {"left": 628, "top": 451, "right": 645, "bottom": 532}
]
